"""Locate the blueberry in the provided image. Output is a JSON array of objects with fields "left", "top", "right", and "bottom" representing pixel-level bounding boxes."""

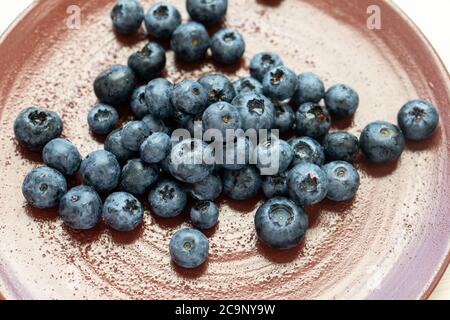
[
  {"left": 172, "top": 108, "right": 194, "bottom": 129},
  {"left": 273, "top": 103, "right": 295, "bottom": 133},
  {"left": 104, "top": 129, "right": 136, "bottom": 164},
  {"left": 59, "top": 186, "right": 102, "bottom": 230},
  {"left": 231, "top": 93, "right": 275, "bottom": 130},
  {"left": 288, "top": 163, "right": 329, "bottom": 206},
  {"left": 323, "top": 161, "right": 360, "bottom": 202},
  {"left": 255, "top": 138, "right": 294, "bottom": 175},
  {"left": 198, "top": 74, "right": 236, "bottom": 105},
  {"left": 111, "top": 0, "right": 144, "bottom": 35},
  {"left": 323, "top": 131, "right": 359, "bottom": 162},
  {"left": 292, "top": 72, "right": 325, "bottom": 105},
  {"left": 87, "top": 104, "right": 119, "bottom": 135},
  {"left": 14, "top": 107, "right": 63, "bottom": 151},
  {"left": 295, "top": 103, "right": 331, "bottom": 138},
  {"left": 263, "top": 66, "right": 297, "bottom": 102},
  {"left": 171, "top": 22, "right": 210, "bottom": 62},
  {"left": 142, "top": 114, "right": 171, "bottom": 135},
  {"left": 103, "top": 192, "right": 144, "bottom": 232},
  {"left": 171, "top": 80, "right": 208, "bottom": 115},
  {"left": 43, "top": 138, "right": 82, "bottom": 176},
  {"left": 120, "top": 159, "right": 159, "bottom": 196},
  {"left": 211, "top": 28, "right": 245, "bottom": 65},
  {"left": 222, "top": 136, "right": 254, "bottom": 171},
  {"left": 262, "top": 172, "right": 288, "bottom": 198},
  {"left": 145, "top": 78, "right": 175, "bottom": 120},
  {"left": 186, "top": 0, "right": 227, "bottom": 25},
  {"left": 168, "top": 139, "right": 215, "bottom": 184},
  {"left": 233, "top": 77, "right": 264, "bottom": 96},
  {"left": 22, "top": 166, "right": 67, "bottom": 209},
  {"left": 140, "top": 132, "right": 172, "bottom": 164},
  {"left": 128, "top": 42, "right": 166, "bottom": 82},
  {"left": 187, "top": 113, "right": 204, "bottom": 136},
  {"left": 190, "top": 201, "right": 219, "bottom": 230},
  {"left": 255, "top": 197, "right": 308, "bottom": 250},
  {"left": 80, "top": 150, "right": 121, "bottom": 193},
  {"left": 188, "top": 174, "right": 223, "bottom": 201},
  {"left": 223, "top": 166, "right": 262, "bottom": 200},
  {"left": 250, "top": 52, "right": 283, "bottom": 82},
  {"left": 169, "top": 228, "right": 209, "bottom": 269},
  {"left": 397, "top": 99, "right": 440, "bottom": 141},
  {"left": 144, "top": 2, "right": 181, "bottom": 39},
  {"left": 121, "top": 121, "right": 151, "bottom": 152},
  {"left": 325, "top": 84, "right": 359, "bottom": 118},
  {"left": 360, "top": 121, "right": 405, "bottom": 164},
  {"left": 148, "top": 179, "right": 187, "bottom": 218},
  {"left": 202, "top": 102, "right": 242, "bottom": 137},
  {"left": 289, "top": 137, "right": 325, "bottom": 166},
  {"left": 94, "top": 65, "right": 136, "bottom": 106},
  {"left": 130, "top": 86, "right": 149, "bottom": 119}
]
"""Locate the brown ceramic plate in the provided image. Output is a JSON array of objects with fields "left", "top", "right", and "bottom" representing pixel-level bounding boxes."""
[{"left": 0, "top": 0, "right": 449, "bottom": 300}]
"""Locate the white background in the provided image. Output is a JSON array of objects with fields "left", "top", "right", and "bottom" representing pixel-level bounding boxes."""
[{"left": 0, "top": 0, "right": 449, "bottom": 299}]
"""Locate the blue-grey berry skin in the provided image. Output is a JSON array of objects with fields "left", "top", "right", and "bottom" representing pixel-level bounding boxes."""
[
  {"left": 288, "top": 163, "right": 329, "bottom": 206},
  {"left": 121, "top": 121, "right": 151, "bottom": 152},
  {"left": 255, "top": 139, "right": 294, "bottom": 175},
  {"left": 169, "top": 228, "right": 209, "bottom": 269},
  {"left": 172, "top": 108, "right": 194, "bottom": 129},
  {"left": 289, "top": 137, "right": 325, "bottom": 166},
  {"left": 255, "top": 197, "right": 308, "bottom": 250},
  {"left": 171, "top": 80, "right": 208, "bottom": 115},
  {"left": 131, "top": 86, "right": 149, "bottom": 119},
  {"left": 103, "top": 192, "right": 144, "bottom": 232},
  {"left": 292, "top": 72, "right": 325, "bottom": 105},
  {"left": 144, "top": 2, "right": 181, "bottom": 39},
  {"left": 190, "top": 201, "right": 219, "bottom": 230},
  {"left": 360, "top": 121, "right": 405, "bottom": 164},
  {"left": 186, "top": 0, "right": 228, "bottom": 25},
  {"left": 87, "top": 104, "right": 119, "bottom": 135},
  {"left": 111, "top": 0, "right": 144, "bottom": 35},
  {"left": 262, "top": 172, "right": 288, "bottom": 198},
  {"left": 325, "top": 84, "right": 359, "bottom": 118},
  {"left": 232, "top": 93, "right": 275, "bottom": 130},
  {"left": 14, "top": 107, "right": 63, "bottom": 151},
  {"left": 142, "top": 114, "right": 171, "bottom": 135},
  {"left": 80, "top": 150, "right": 121, "bottom": 193},
  {"left": 128, "top": 42, "right": 166, "bottom": 82},
  {"left": 22, "top": 166, "right": 67, "bottom": 209},
  {"left": 120, "top": 159, "right": 159, "bottom": 196},
  {"left": 94, "top": 64, "right": 136, "bottom": 106},
  {"left": 140, "top": 132, "right": 171, "bottom": 164},
  {"left": 223, "top": 166, "right": 262, "bottom": 200},
  {"left": 42, "top": 139, "right": 82, "bottom": 176},
  {"left": 186, "top": 113, "right": 204, "bottom": 136},
  {"left": 104, "top": 129, "right": 136, "bottom": 165},
  {"left": 171, "top": 22, "right": 210, "bottom": 62},
  {"left": 168, "top": 139, "right": 215, "bottom": 184},
  {"left": 145, "top": 78, "right": 175, "bottom": 120},
  {"left": 295, "top": 103, "right": 331, "bottom": 138},
  {"left": 198, "top": 74, "right": 236, "bottom": 105},
  {"left": 397, "top": 99, "right": 440, "bottom": 141},
  {"left": 323, "top": 132, "right": 360, "bottom": 162},
  {"left": 148, "top": 179, "right": 187, "bottom": 218},
  {"left": 202, "top": 102, "right": 242, "bottom": 137},
  {"left": 233, "top": 77, "right": 264, "bottom": 96},
  {"left": 59, "top": 186, "right": 102, "bottom": 230},
  {"left": 274, "top": 103, "right": 295, "bottom": 133},
  {"left": 211, "top": 28, "right": 245, "bottom": 65},
  {"left": 222, "top": 137, "right": 254, "bottom": 171},
  {"left": 250, "top": 52, "right": 283, "bottom": 82},
  {"left": 262, "top": 66, "right": 298, "bottom": 102},
  {"left": 323, "top": 161, "right": 360, "bottom": 202},
  {"left": 188, "top": 174, "right": 223, "bottom": 201}
]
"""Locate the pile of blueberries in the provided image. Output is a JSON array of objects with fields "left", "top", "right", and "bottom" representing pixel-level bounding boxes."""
[{"left": 14, "top": 0, "right": 440, "bottom": 270}]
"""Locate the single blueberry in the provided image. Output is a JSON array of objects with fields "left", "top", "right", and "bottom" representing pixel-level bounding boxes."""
[
  {"left": 111, "top": 0, "right": 144, "bottom": 35},
  {"left": 323, "top": 161, "right": 360, "bottom": 202},
  {"left": 171, "top": 22, "right": 210, "bottom": 62},
  {"left": 250, "top": 52, "right": 283, "bottom": 82},
  {"left": 255, "top": 197, "right": 308, "bottom": 250},
  {"left": 22, "top": 166, "right": 67, "bottom": 209},
  {"left": 323, "top": 131, "right": 360, "bottom": 162},
  {"left": 211, "top": 28, "right": 245, "bottom": 65},
  {"left": 188, "top": 174, "right": 223, "bottom": 201},
  {"left": 262, "top": 172, "right": 288, "bottom": 198},
  {"left": 59, "top": 186, "right": 102, "bottom": 230},
  {"left": 121, "top": 121, "right": 151, "bottom": 152},
  {"left": 104, "top": 129, "right": 136, "bottom": 164},
  {"left": 169, "top": 228, "right": 209, "bottom": 269},
  {"left": 43, "top": 138, "right": 82, "bottom": 176},
  {"left": 233, "top": 77, "right": 264, "bottom": 96},
  {"left": 223, "top": 166, "right": 262, "bottom": 200},
  {"left": 198, "top": 74, "right": 236, "bottom": 105},
  {"left": 288, "top": 163, "right": 329, "bottom": 206},
  {"left": 397, "top": 99, "right": 440, "bottom": 141},
  {"left": 130, "top": 86, "right": 149, "bottom": 119},
  {"left": 295, "top": 103, "right": 331, "bottom": 138},
  {"left": 255, "top": 138, "right": 294, "bottom": 175},
  {"left": 140, "top": 132, "right": 172, "bottom": 164},
  {"left": 222, "top": 136, "right": 254, "bottom": 171},
  {"left": 360, "top": 121, "right": 405, "bottom": 164},
  {"left": 148, "top": 179, "right": 187, "bottom": 218},
  {"left": 87, "top": 103, "right": 119, "bottom": 135},
  {"left": 292, "top": 72, "right": 325, "bottom": 105},
  {"left": 231, "top": 92, "right": 275, "bottom": 130},
  {"left": 144, "top": 2, "right": 182, "bottom": 39},
  {"left": 128, "top": 42, "right": 166, "bottom": 82},
  {"left": 80, "top": 150, "right": 121, "bottom": 193},
  {"left": 263, "top": 66, "right": 298, "bottom": 102},
  {"left": 273, "top": 103, "right": 295, "bottom": 133},
  {"left": 103, "top": 192, "right": 144, "bottom": 232},
  {"left": 94, "top": 65, "right": 136, "bottom": 106},
  {"left": 171, "top": 80, "right": 208, "bottom": 115},
  {"left": 202, "top": 102, "right": 242, "bottom": 137},
  {"left": 145, "top": 78, "right": 175, "bottom": 120},
  {"left": 288, "top": 136, "right": 325, "bottom": 166},
  {"left": 14, "top": 106, "right": 63, "bottom": 151},
  {"left": 142, "top": 114, "right": 171, "bottom": 135},
  {"left": 325, "top": 84, "right": 359, "bottom": 118},
  {"left": 120, "top": 159, "right": 159, "bottom": 196},
  {"left": 190, "top": 201, "right": 219, "bottom": 230},
  {"left": 186, "top": 0, "right": 228, "bottom": 25}
]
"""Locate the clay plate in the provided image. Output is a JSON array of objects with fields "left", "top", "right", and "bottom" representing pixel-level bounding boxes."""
[{"left": 0, "top": 0, "right": 449, "bottom": 300}]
